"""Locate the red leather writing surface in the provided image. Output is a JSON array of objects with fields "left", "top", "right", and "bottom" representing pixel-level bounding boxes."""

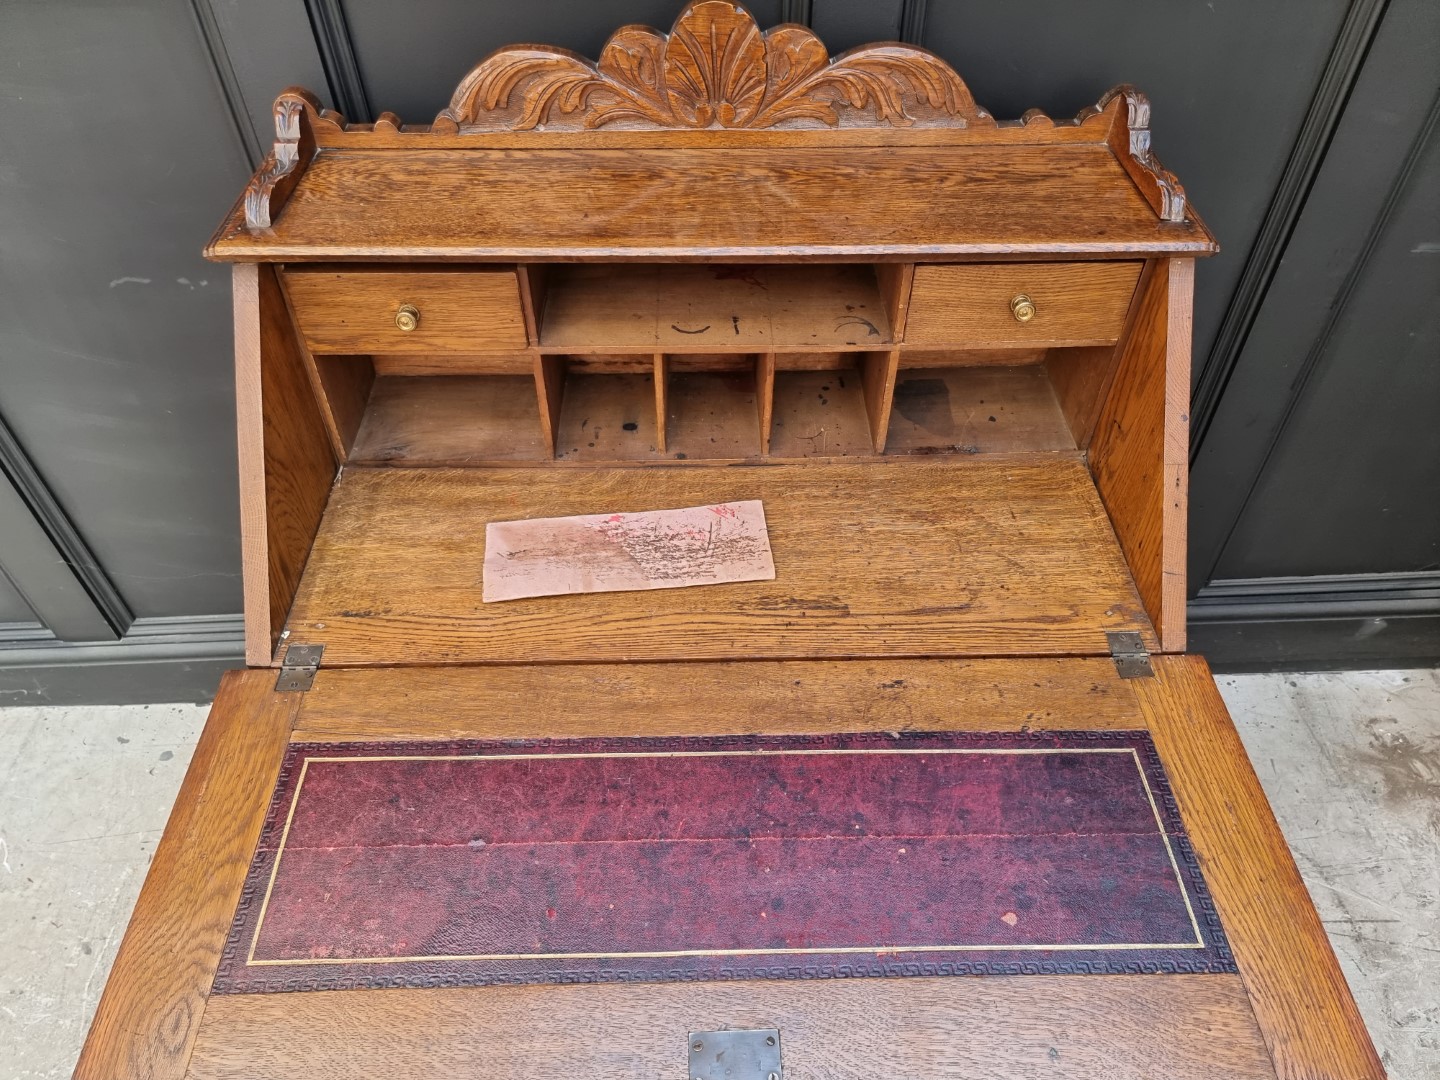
[{"left": 214, "top": 730, "right": 1234, "bottom": 993}]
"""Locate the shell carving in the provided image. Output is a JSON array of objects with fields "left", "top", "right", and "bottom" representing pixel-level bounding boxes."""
[{"left": 438, "top": 0, "right": 988, "bottom": 131}]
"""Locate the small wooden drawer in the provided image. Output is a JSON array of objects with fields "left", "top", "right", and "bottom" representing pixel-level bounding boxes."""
[
  {"left": 283, "top": 267, "right": 528, "bottom": 353},
  {"left": 905, "top": 262, "right": 1143, "bottom": 347}
]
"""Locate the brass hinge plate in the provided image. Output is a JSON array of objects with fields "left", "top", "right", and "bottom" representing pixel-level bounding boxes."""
[
  {"left": 688, "top": 1029, "right": 782, "bottom": 1080},
  {"left": 1106, "top": 631, "right": 1154, "bottom": 679},
  {"left": 275, "top": 643, "right": 323, "bottom": 692}
]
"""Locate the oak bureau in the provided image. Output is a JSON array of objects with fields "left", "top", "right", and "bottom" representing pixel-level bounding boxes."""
[{"left": 75, "top": 4, "right": 1381, "bottom": 1078}]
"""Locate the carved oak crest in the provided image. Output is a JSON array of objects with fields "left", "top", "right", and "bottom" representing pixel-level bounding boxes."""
[
  {"left": 239, "top": 3, "right": 1190, "bottom": 230},
  {"left": 437, "top": 0, "right": 989, "bottom": 132}
]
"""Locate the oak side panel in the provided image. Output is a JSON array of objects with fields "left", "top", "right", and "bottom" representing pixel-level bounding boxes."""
[
  {"left": 187, "top": 975, "right": 1272, "bottom": 1080},
  {"left": 1046, "top": 261, "right": 1156, "bottom": 449},
  {"left": 1161, "top": 261, "right": 1193, "bottom": 652},
  {"left": 1139, "top": 656, "right": 1384, "bottom": 1080},
  {"left": 232, "top": 265, "right": 269, "bottom": 663},
  {"left": 1088, "top": 258, "right": 1191, "bottom": 652},
  {"left": 272, "top": 270, "right": 365, "bottom": 460},
  {"left": 72, "top": 671, "right": 296, "bottom": 1080},
  {"left": 311, "top": 356, "right": 375, "bottom": 457},
  {"left": 291, "top": 657, "right": 1141, "bottom": 742},
  {"left": 233, "top": 264, "right": 337, "bottom": 666},
  {"left": 281, "top": 459, "right": 1157, "bottom": 666}
]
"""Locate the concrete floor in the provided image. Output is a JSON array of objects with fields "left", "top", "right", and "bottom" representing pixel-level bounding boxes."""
[{"left": 0, "top": 671, "right": 1435, "bottom": 1079}]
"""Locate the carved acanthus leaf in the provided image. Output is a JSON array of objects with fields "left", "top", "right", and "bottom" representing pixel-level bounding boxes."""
[
  {"left": 1094, "top": 85, "right": 1188, "bottom": 223},
  {"left": 243, "top": 88, "right": 320, "bottom": 230},
  {"left": 438, "top": 0, "right": 989, "bottom": 131}
]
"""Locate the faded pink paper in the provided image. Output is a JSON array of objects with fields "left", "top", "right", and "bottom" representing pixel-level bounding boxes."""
[{"left": 482, "top": 500, "right": 775, "bottom": 602}]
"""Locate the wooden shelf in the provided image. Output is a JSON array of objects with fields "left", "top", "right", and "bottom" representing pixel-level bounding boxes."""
[
  {"left": 553, "top": 372, "right": 664, "bottom": 462},
  {"left": 350, "top": 375, "right": 549, "bottom": 465},
  {"left": 338, "top": 355, "right": 1082, "bottom": 466},
  {"left": 284, "top": 458, "right": 1155, "bottom": 667},
  {"left": 665, "top": 371, "right": 762, "bottom": 460},
  {"left": 769, "top": 369, "right": 877, "bottom": 458},
  {"left": 540, "top": 265, "right": 892, "bottom": 352},
  {"left": 211, "top": 146, "right": 1218, "bottom": 263},
  {"left": 885, "top": 366, "right": 1076, "bottom": 456}
]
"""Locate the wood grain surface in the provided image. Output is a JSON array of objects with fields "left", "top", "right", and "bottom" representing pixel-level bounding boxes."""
[
  {"left": 71, "top": 672, "right": 295, "bottom": 1080},
  {"left": 336, "top": 362, "right": 1082, "bottom": 466},
  {"left": 906, "top": 261, "right": 1143, "bottom": 346},
  {"left": 208, "top": 145, "right": 1216, "bottom": 263},
  {"left": 187, "top": 975, "right": 1273, "bottom": 1079},
  {"left": 665, "top": 370, "right": 764, "bottom": 459},
  {"left": 768, "top": 369, "right": 876, "bottom": 458},
  {"left": 757, "top": 351, "right": 776, "bottom": 454},
  {"left": 1139, "top": 656, "right": 1385, "bottom": 1080},
  {"left": 860, "top": 349, "right": 900, "bottom": 452},
  {"left": 885, "top": 365, "right": 1076, "bottom": 456},
  {"left": 232, "top": 264, "right": 336, "bottom": 666},
  {"left": 1089, "top": 258, "right": 1192, "bottom": 652},
  {"left": 281, "top": 459, "right": 1155, "bottom": 665},
  {"left": 1045, "top": 260, "right": 1158, "bottom": 451},
  {"left": 368, "top": 353, "right": 534, "bottom": 377},
  {"left": 283, "top": 268, "right": 527, "bottom": 353},
  {"left": 553, "top": 372, "right": 665, "bottom": 462},
  {"left": 350, "top": 375, "right": 549, "bottom": 464},
  {"left": 307, "top": 355, "right": 374, "bottom": 458},
  {"left": 291, "top": 656, "right": 1142, "bottom": 742},
  {"left": 540, "top": 264, "right": 892, "bottom": 351},
  {"left": 534, "top": 355, "right": 565, "bottom": 453}
]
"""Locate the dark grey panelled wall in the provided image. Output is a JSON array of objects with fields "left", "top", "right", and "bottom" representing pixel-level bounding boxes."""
[
  {"left": 0, "top": 575, "right": 31, "bottom": 626},
  {"left": 1, "top": 0, "right": 1436, "bottom": 703},
  {"left": 1187, "top": 0, "right": 1440, "bottom": 666},
  {"left": 0, "top": 1, "right": 251, "bottom": 621}
]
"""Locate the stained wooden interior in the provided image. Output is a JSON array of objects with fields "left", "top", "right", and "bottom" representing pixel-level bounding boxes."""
[
  {"left": 280, "top": 458, "right": 1156, "bottom": 667},
  {"left": 288, "top": 260, "right": 1132, "bottom": 469},
  {"left": 260, "top": 252, "right": 1183, "bottom": 666}
]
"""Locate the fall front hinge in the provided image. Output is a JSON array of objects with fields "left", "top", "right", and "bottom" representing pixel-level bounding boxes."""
[
  {"left": 1106, "top": 631, "right": 1154, "bottom": 679},
  {"left": 275, "top": 643, "right": 324, "bottom": 692}
]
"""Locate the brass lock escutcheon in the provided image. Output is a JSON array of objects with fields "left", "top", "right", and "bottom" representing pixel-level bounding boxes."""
[
  {"left": 395, "top": 303, "right": 420, "bottom": 332},
  {"left": 1010, "top": 293, "right": 1036, "bottom": 323}
]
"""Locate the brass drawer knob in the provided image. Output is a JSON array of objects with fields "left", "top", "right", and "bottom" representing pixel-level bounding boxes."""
[
  {"left": 1010, "top": 294, "right": 1036, "bottom": 323},
  {"left": 394, "top": 303, "right": 420, "bottom": 332}
]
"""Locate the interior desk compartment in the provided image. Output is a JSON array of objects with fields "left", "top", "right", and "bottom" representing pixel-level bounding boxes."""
[{"left": 538, "top": 264, "right": 894, "bottom": 352}]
